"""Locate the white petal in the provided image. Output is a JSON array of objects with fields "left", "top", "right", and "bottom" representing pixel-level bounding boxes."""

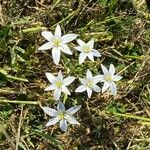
[
  {"left": 79, "top": 78, "right": 86, "bottom": 85},
  {"left": 94, "top": 75, "right": 105, "bottom": 82},
  {"left": 44, "top": 85, "right": 56, "bottom": 91},
  {"left": 59, "top": 119, "right": 68, "bottom": 132},
  {"left": 66, "top": 105, "right": 81, "bottom": 115},
  {"left": 45, "top": 72, "right": 56, "bottom": 83},
  {"left": 86, "top": 69, "right": 93, "bottom": 80},
  {"left": 113, "top": 75, "right": 122, "bottom": 81},
  {"left": 77, "top": 39, "right": 85, "bottom": 47},
  {"left": 65, "top": 115, "right": 80, "bottom": 125},
  {"left": 93, "top": 85, "right": 101, "bottom": 92},
  {"left": 109, "top": 64, "right": 115, "bottom": 75},
  {"left": 52, "top": 47, "right": 61, "bottom": 65},
  {"left": 41, "top": 31, "right": 54, "bottom": 41},
  {"left": 110, "top": 82, "right": 117, "bottom": 96},
  {"left": 57, "top": 70, "right": 63, "bottom": 81},
  {"left": 61, "top": 34, "right": 78, "bottom": 43},
  {"left": 42, "top": 107, "right": 58, "bottom": 117},
  {"left": 87, "top": 39, "right": 94, "bottom": 48},
  {"left": 57, "top": 101, "right": 65, "bottom": 111},
  {"left": 102, "top": 82, "right": 110, "bottom": 93},
  {"left": 75, "top": 85, "right": 86, "bottom": 93},
  {"left": 79, "top": 52, "right": 87, "bottom": 64},
  {"left": 92, "top": 49, "right": 101, "bottom": 57},
  {"left": 87, "top": 53, "right": 94, "bottom": 61},
  {"left": 74, "top": 46, "right": 82, "bottom": 51},
  {"left": 46, "top": 117, "right": 60, "bottom": 126},
  {"left": 63, "top": 76, "right": 75, "bottom": 86},
  {"left": 38, "top": 42, "right": 53, "bottom": 50},
  {"left": 62, "top": 86, "right": 70, "bottom": 95},
  {"left": 93, "top": 75, "right": 102, "bottom": 84},
  {"left": 101, "top": 64, "right": 109, "bottom": 75},
  {"left": 55, "top": 24, "right": 61, "bottom": 37},
  {"left": 53, "top": 89, "right": 61, "bottom": 101},
  {"left": 86, "top": 88, "right": 92, "bottom": 98},
  {"left": 61, "top": 44, "right": 72, "bottom": 55}
]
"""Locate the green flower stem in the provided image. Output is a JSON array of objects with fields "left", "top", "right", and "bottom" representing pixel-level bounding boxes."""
[
  {"left": 109, "top": 112, "right": 150, "bottom": 122},
  {"left": 0, "top": 99, "right": 38, "bottom": 105},
  {"left": 63, "top": 93, "right": 68, "bottom": 104}
]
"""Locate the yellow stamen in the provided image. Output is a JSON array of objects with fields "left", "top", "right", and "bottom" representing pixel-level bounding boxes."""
[
  {"left": 105, "top": 75, "right": 112, "bottom": 81},
  {"left": 55, "top": 81, "right": 62, "bottom": 88},
  {"left": 86, "top": 80, "right": 93, "bottom": 88},
  {"left": 58, "top": 112, "right": 65, "bottom": 119},
  {"left": 83, "top": 45, "right": 91, "bottom": 53},
  {"left": 53, "top": 39, "right": 61, "bottom": 47}
]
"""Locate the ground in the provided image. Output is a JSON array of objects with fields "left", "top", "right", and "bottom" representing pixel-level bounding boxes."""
[{"left": 0, "top": 0, "right": 150, "bottom": 150}]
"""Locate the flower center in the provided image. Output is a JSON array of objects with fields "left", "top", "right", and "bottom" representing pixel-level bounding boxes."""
[
  {"left": 105, "top": 75, "right": 112, "bottom": 81},
  {"left": 58, "top": 112, "right": 65, "bottom": 119},
  {"left": 55, "top": 81, "right": 63, "bottom": 88},
  {"left": 83, "top": 45, "right": 91, "bottom": 53},
  {"left": 86, "top": 80, "right": 93, "bottom": 88},
  {"left": 53, "top": 39, "right": 61, "bottom": 47}
]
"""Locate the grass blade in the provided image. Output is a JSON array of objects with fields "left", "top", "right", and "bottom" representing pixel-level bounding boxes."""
[{"left": 32, "top": 130, "right": 64, "bottom": 150}]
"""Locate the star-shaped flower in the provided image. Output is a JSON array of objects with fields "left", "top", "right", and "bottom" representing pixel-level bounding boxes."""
[
  {"left": 74, "top": 39, "right": 101, "bottom": 64},
  {"left": 75, "top": 69, "right": 101, "bottom": 98},
  {"left": 42, "top": 102, "right": 81, "bottom": 132},
  {"left": 45, "top": 71, "right": 75, "bottom": 101},
  {"left": 38, "top": 24, "right": 78, "bottom": 65},
  {"left": 98, "top": 64, "right": 122, "bottom": 96}
]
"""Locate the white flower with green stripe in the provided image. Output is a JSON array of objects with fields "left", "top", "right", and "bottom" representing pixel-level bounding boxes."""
[
  {"left": 42, "top": 102, "right": 81, "bottom": 132},
  {"left": 75, "top": 69, "right": 101, "bottom": 98},
  {"left": 74, "top": 39, "right": 101, "bottom": 64},
  {"left": 45, "top": 71, "right": 75, "bottom": 101},
  {"left": 38, "top": 24, "right": 78, "bottom": 65},
  {"left": 98, "top": 64, "right": 122, "bottom": 96}
]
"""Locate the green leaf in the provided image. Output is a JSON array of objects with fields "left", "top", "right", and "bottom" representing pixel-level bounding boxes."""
[
  {"left": 18, "top": 142, "right": 27, "bottom": 150},
  {"left": 99, "top": 0, "right": 108, "bottom": 7},
  {"left": 0, "top": 68, "right": 7, "bottom": 75},
  {"left": 32, "top": 130, "right": 64, "bottom": 150},
  {"left": 11, "top": 47, "right": 17, "bottom": 65},
  {"left": 0, "top": 26, "right": 11, "bottom": 38},
  {"left": 0, "top": 68, "right": 28, "bottom": 82},
  {"left": 15, "top": 46, "right": 25, "bottom": 54},
  {"left": 107, "top": 101, "right": 126, "bottom": 114},
  {"left": 17, "top": 54, "right": 26, "bottom": 62},
  {"left": 108, "top": 0, "right": 118, "bottom": 11}
]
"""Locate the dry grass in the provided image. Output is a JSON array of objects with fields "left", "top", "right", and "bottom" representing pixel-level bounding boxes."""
[{"left": 0, "top": 0, "right": 150, "bottom": 150}]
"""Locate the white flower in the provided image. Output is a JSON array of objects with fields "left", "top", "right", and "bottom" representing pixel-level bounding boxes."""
[
  {"left": 42, "top": 101, "right": 81, "bottom": 132},
  {"left": 38, "top": 24, "right": 78, "bottom": 65},
  {"left": 75, "top": 69, "right": 101, "bottom": 98},
  {"left": 74, "top": 39, "right": 101, "bottom": 64},
  {"left": 98, "top": 64, "right": 122, "bottom": 96},
  {"left": 45, "top": 71, "right": 75, "bottom": 101}
]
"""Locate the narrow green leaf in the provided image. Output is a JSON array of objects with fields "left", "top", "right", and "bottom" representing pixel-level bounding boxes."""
[
  {"left": 6, "top": 75, "right": 28, "bottom": 82},
  {"left": 18, "top": 142, "right": 27, "bottom": 150},
  {"left": 0, "top": 68, "right": 7, "bottom": 75},
  {"left": 15, "top": 46, "right": 25, "bottom": 54},
  {"left": 21, "top": 27, "right": 47, "bottom": 33},
  {"left": 11, "top": 47, "right": 16, "bottom": 65},
  {"left": 32, "top": 130, "right": 64, "bottom": 150},
  {"left": 0, "top": 99, "right": 38, "bottom": 105},
  {"left": 109, "top": 111, "right": 150, "bottom": 122}
]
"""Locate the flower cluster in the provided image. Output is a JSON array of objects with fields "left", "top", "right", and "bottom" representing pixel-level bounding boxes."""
[{"left": 39, "top": 25, "right": 122, "bottom": 132}]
